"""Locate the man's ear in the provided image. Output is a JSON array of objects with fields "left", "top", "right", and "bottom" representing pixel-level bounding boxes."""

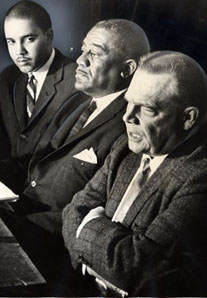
[
  {"left": 46, "top": 28, "right": 54, "bottom": 43},
  {"left": 183, "top": 106, "right": 199, "bottom": 130},
  {"left": 121, "top": 59, "right": 137, "bottom": 78}
]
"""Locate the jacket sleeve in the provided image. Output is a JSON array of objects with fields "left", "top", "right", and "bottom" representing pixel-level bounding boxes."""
[
  {"left": 62, "top": 158, "right": 207, "bottom": 295},
  {"left": 0, "top": 112, "right": 11, "bottom": 158}
]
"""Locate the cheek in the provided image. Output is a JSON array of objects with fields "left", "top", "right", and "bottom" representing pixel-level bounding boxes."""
[
  {"left": 31, "top": 40, "right": 46, "bottom": 58},
  {"left": 91, "top": 64, "right": 103, "bottom": 76},
  {"left": 143, "top": 121, "right": 160, "bottom": 143},
  {"left": 8, "top": 47, "right": 14, "bottom": 57}
]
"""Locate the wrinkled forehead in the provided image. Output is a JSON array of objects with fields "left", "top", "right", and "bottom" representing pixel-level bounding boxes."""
[
  {"left": 125, "top": 69, "right": 177, "bottom": 105},
  {"left": 83, "top": 27, "right": 116, "bottom": 50}
]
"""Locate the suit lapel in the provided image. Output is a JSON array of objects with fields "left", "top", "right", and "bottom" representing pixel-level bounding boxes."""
[
  {"left": 49, "top": 97, "right": 91, "bottom": 150},
  {"left": 26, "top": 50, "right": 65, "bottom": 127},
  {"left": 108, "top": 150, "right": 141, "bottom": 217},
  {"left": 60, "top": 93, "right": 127, "bottom": 148},
  {"left": 13, "top": 73, "right": 28, "bottom": 130},
  {"left": 122, "top": 143, "right": 191, "bottom": 227},
  {"left": 122, "top": 157, "right": 171, "bottom": 227},
  {"left": 27, "top": 73, "right": 61, "bottom": 127}
]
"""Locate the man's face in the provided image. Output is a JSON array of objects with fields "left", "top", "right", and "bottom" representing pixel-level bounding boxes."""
[
  {"left": 123, "top": 70, "right": 182, "bottom": 156},
  {"left": 4, "top": 18, "right": 52, "bottom": 73},
  {"left": 75, "top": 27, "right": 124, "bottom": 97}
]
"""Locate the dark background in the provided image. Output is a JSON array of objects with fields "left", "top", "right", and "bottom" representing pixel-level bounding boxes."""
[{"left": 1, "top": 0, "right": 207, "bottom": 72}]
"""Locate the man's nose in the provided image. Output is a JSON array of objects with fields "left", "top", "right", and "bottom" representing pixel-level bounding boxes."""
[
  {"left": 16, "top": 42, "right": 26, "bottom": 56},
  {"left": 76, "top": 52, "right": 90, "bottom": 67},
  {"left": 123, "top": 104, "right": 139, "bottom": 124}
]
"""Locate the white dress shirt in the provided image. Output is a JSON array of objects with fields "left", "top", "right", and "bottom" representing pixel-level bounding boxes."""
[
  {"left": 112, "top": 153, "right": 167, "bottom": 222},
  {"left": 83, "top": 89, "right": 127, "bottom": 127},
  {"left": 28, "top": 48, "right": 55, "bottom": 101}
]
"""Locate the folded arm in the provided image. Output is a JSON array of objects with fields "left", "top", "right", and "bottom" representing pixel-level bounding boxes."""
[{"left": 62, "top": 154, "right": 207, "bottom": 294}]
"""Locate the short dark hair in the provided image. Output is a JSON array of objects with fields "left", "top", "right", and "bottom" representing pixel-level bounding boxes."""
[
  {"left": 5, "top": 0, "right": 52, "bottom": 32},
  {"left": 93, "top": 19, "right": 150, "bottom": 62},
  {"left": 139, "top": 51, "right": 207, "bottom": 127}
]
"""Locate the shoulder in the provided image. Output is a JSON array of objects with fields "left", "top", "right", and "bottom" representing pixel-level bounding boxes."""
[
  {"left": 53, "top": 48, "right": 76, "bottom": 71},
  {"left": 0, "top": 64, "right": 20, "bottom": 83},
  {"left": 107, "top": 133, "right": 138, "bottom": 169},
  {"left": 168, "top": 139, "right": 207, "bottom": 193}
]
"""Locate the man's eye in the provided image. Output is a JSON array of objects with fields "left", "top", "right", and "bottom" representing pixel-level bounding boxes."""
[
  {"left": 90, "top": 52, "right": 98, "bottom": 58},
  {"left": 143, "top": 107, "right": 156, "bottom": 116},
  {"left": 7, "top": 40, "right": 15, "bottom": 45},
  {"left": 26, "top": 37, "right": 35, "bottom": 43}
]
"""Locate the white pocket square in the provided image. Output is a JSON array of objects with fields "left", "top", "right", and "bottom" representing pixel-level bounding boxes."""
[{"left": 73, "top": 147, "right": 97, "bottom": 164}]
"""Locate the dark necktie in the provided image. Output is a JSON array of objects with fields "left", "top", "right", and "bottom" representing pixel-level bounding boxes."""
[
  {"left": 112, "top": 157, "right": 151, "bottom": 223},
  {"left": 26, "top": 74, "right": 36, "bottom": 116},
  {"left": 67, "top": 100, "right": 97, "bottom": 138}
]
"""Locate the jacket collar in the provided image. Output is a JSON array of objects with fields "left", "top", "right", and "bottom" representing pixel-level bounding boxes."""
[
  {"left": 14, "top": 49, "right": 67, "bottom": 130},
  {"left": 61, "top": 92, "right": 127, "bottom": 147},
  {"left": 114, "top": 131, "right": 205, "bottom": 227}
]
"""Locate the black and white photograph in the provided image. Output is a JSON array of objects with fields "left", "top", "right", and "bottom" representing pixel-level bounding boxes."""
[{"left": 0, "top": 0, "right": 207, "bottom": 296}]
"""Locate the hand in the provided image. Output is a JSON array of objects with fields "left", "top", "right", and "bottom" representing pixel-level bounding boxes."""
[{"left": 76, "top": 206, "right": 105, "bottom": 238}]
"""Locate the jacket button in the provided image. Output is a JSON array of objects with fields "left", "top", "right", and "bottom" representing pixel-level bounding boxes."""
[
  {"left": 20, "top": 134, "right": 27, "bottom": 139},
  {"left": 31, "top": 180, "right": 37, "bottom": 187},
  {"left": 78, "top": 255, "right": 84, "bottom": 262}
]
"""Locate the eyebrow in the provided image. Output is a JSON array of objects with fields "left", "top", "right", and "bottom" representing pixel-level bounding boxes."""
[
  {"left": 124, "top": 94, "right": 160, "bottom": 109},
  {"left": 82, "top": 41, "right": 109, "bottom": 54},
  {"left": 6, "top": 34, "right": 37, "bottom": 40}
]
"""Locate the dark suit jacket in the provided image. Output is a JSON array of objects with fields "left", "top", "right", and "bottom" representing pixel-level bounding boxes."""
[
  {"left": 22, "top": 92, "right": 127, "bottom": 233},
  {"left": 0, "top": 49, "right": 77, "bottom": 193},
  {"left": 62, "top": 132, "right": 207, "bottom": 296}
]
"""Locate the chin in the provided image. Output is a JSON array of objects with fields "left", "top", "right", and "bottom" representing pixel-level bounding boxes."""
[
  {"left": 17, "top": 65, "right": 33, "bottom": 73},
  {"left": 128, "top": 140, "right": 147, "bottom": 154},
  {"left": 19, "top": 68, "right": 31, "bottom": 73},
  {"left": 74, "top": 81, "right": 86, "bottom": 91}
]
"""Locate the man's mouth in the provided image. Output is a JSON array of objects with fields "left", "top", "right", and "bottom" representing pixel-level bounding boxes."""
[
  {"left": 16, "top": 58, "right": 30, "bottom": 65},
  {"left": 76, "top": 68, "right": 88, "bottom": 77},
  {"left": 128, "top": 132, "right": 143, "bottom": 141}
]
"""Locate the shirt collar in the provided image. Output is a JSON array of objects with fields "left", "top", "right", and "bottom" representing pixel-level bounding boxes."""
[
  {"left": 92, "top": 89, "right": 127, "bottom": 111},
  {"left": 141, "top": 153, "right": 167, "bottom": 176}
]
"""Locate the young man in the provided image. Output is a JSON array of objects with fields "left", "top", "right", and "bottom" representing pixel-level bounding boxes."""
[{"left": 0, "top": 1, "right": 77, "bottom": 193}]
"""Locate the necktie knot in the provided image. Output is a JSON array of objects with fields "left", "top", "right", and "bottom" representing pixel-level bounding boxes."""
[
  {"left": 28, "top": 73, "right": 36, "bottom": 87},
  {"left": 88, "top": 101, "right": 97, "bottom": 113},
  {"left": 142, "top": 157, "right": 151, "bottom": 173}
]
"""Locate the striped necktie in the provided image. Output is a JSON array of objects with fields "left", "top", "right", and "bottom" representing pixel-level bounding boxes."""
[
  {"left": 27, "top": 73, "right": 37, "bottom": 116},
  {"left": 112, "top": 157, "right": 151, "bottom": 223},
  {"left": 67, "top": 100, "right": 97, "bottom": 138}
]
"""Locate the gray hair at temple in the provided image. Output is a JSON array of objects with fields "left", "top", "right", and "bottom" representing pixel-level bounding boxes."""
[
  {"left": 93, "top": 19, "right": 150, "bottom": 61},
  {"left": 138, "top": 51, "right": 207, "bottom": 128},
  {"left": 5, "top": 0, "right": 52, "bottom": 33}
]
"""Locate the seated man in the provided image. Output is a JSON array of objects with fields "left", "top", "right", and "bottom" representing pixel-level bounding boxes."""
[
  {"left": 12, "top": 19, "right": 150, "bottom": 234},
  {"left": 62, "top": 51, "right": 207, "bottom": 296},
  {"left": 0, "top": 19, "right": 150, "bottom": 292},
  {"left": 0, "top": 1, "right": 77, "bottom": 193}
]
